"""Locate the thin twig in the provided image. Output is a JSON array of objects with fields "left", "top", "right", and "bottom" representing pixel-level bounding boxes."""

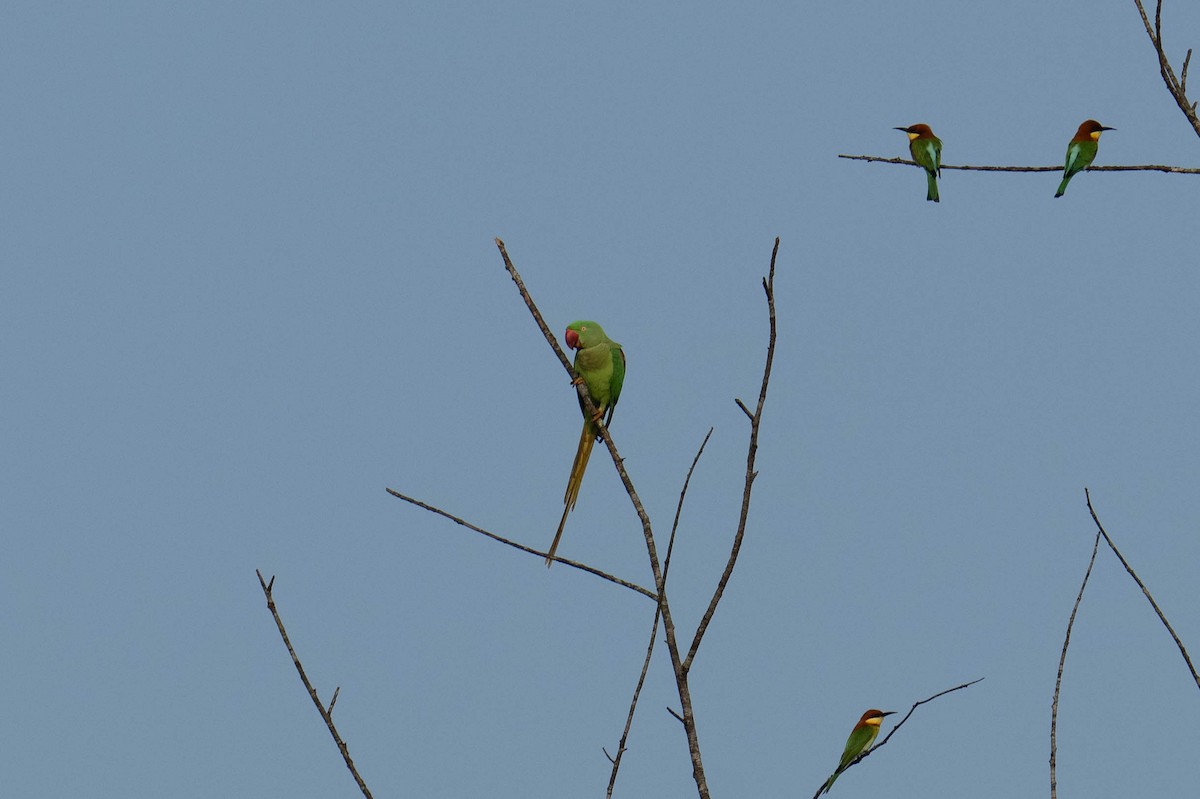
[
  {"left": 604, "top": 607, "right": 661, "bottom": 796},
  {"left": 663, "top": 428, "right": 714, "bottom": 591},
  {"left": 384, "top": 488, "right": 655, "bottom": 600},
  {"left": 873, "top": 677, "right": 986, "bottom": 751},
  {"left": 1084, "top": 488, "right": 1200, "bottom": 690},
  {"left": 495, "top": 237, "right": 713, "bottom": 799},
  {"left": 606, "top": 428, "right": 713, "bottom": 798},
  {"left": 684, "top": 237, "right": 779, "bottom": 672},
  {"left": 255, "top": 570, "right": 374, "bottom": 799},
  {"left": 809, "top": 678, "right": 984, "bottom": 799},
  {"left": 838, "top": 154, "right": 1200, "bottom": 174},
  {"left": 1050, "top": 526, "right": 1101, "bottom": 799}
]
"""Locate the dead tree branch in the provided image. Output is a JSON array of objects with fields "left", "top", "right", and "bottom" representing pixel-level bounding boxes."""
[
  {"left": 684, "top": 238, "right": 778, "bottom": 673},
  {"left": 606, "top": 428, "right": 713, "bottom": 798},
  {"left": 1134, "top": 0, "right": 1200, "bottom": 137},
  {"left": 255, "top": 570, "right": 374, "bottom": 799},
  {"left": 495, "top": 237, "right": 715, "bottom": 799},
  {"left": 1084, "top": 488, "right": 1199, "bottom": 690}
]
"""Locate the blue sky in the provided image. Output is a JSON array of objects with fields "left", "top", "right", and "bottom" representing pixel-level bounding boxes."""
[{"left": 3, "top": 2, "right": 1199, "bottom": 796}]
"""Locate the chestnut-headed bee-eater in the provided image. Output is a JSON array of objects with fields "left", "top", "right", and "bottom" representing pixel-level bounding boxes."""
[
  {"left": 1055, "top": 119, "right": 1115, "bottom": 197},
  {"left": 820, "top": 708, "right": 896, "bottom": 794},
  {"left": 894, "top": 124, "right": 942, "bottom": 202}
]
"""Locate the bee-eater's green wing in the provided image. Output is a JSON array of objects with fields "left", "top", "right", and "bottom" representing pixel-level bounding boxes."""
[{"left": 1056, "top": 141, "right": 1096, "bottom": 197}]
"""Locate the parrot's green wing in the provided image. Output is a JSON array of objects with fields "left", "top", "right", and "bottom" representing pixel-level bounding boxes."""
[{"left": 603, "top": 342, "right": 625, "bottom": 427}]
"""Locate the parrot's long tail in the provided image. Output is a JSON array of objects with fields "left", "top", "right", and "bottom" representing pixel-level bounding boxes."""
[{"left": 546, "top": 424, "right": 596, "bottom": 567}]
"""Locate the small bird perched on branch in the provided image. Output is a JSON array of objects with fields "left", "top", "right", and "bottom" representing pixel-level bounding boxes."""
[
  {"left": 894, "top": 124, "right": 943, "bottom": 202},
  {"left": 1055, "top": 119, "right": 1115, "bottom": 197},
  {"left": 547, "top": 320, "right": 625, "bottom": 567},
  {"left": 820, "top": 708, "right": 896, "bottom": 794}
]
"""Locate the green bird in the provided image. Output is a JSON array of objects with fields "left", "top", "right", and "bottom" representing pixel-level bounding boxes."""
[
  {"left": 546, "top": 320, "right": 625, "bottom": 567},
  {"left": 820, "top": 708, "right": 895, "bottom": 794},
  {"left": 1055, "top": 119, "right": 1115, "bottom": 197},
  {"left": 895, "top": 123, "right": 943, "bottom": 202}
]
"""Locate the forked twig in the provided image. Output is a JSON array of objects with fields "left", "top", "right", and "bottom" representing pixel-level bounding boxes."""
[
  {"left": 684, "top": 237, "right": 779, "bottom": 672},
  {"left": 808, "top": 678, "right": 984, "bottom": 799},
  {"left": 1084, "top": 489, "right": 1199, "bottom": 690},
  {"left": 495, "top": 237, "right": 714, "bottom": 798},
  {"left": 607, "top": 428, "right": 714, "bottom": 798},
  {"left": 255, "top": 570, "right": 374, "bottom": 799}
]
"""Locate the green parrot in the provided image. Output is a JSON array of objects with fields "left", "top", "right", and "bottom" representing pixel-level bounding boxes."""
[
  {"left": 546, "top": 320, "right": 625, "bottom": 567},
  {"left": 821, "top": 709, "right": 895, "bottom": 794}
]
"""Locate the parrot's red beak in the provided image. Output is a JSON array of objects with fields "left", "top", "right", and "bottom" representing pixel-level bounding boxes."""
[{"left": 565, "top": 328, "right": 580, "bottom": 349}]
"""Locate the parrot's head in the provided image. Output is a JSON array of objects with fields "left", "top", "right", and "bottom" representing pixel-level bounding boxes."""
[{"left": 565, "top": 320, "right": 604, "bottom": 350}]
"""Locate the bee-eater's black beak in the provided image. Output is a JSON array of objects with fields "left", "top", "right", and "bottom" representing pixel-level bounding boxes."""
[
  {"left": 1101, "top": 126, "right": 1116, "bottom": 131},
  {"left": 881, "top": 711, "right": 897, "bottom": 717},
  {"left": 893, "top": 126, "right": 908, "bottom": 132}
]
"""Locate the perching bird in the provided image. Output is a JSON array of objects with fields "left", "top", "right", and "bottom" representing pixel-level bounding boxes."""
[
  {"left": 546, "top": 320, "right": 625, "bottom": 567},
  {"left": 1055, "top": 119, "right": 1115, "bottom": 197},
  {"left": 820, "top": 708, "right": 896, "bottom": 794},
  {"left": 894, "top": 124, "right": 943, "bottom": 202}
]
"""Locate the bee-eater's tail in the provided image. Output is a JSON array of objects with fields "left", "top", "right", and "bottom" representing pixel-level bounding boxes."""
[
  {"left": 926, "top": 169, "right": 940, "bottom": 203},
  {"left": 1054, "top": 173, "right": 1071, "bottom": 197}
]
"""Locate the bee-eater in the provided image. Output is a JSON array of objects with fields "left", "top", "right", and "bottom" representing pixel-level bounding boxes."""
[
  {"left": 820, "top": 708, "right": 896, "bottom": 794},
  {"left": 894, "top": 124, "right": 942, "bottom": 202},
  {"left": 1055, "top": 119, "right": 1115, "bottom": 197}
]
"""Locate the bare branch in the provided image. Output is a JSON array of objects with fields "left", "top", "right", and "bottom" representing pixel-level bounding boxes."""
[
  {"left": 255, "top": 570, "right": 375, "bottom": 799},
  {"left": 1050, "top": 525, "right": 1101, "bottom": 799},
  {"left": 1133, "top": 0, "right": 1200, "bottom": 137},
  {"left": 838, "top": 154, "right": 1200, "bottom": 174},
  {"left": 809, "top": 678, "right": 984, "bottom": 799},
  {"left": 495, "top": 238, "right": 713, "bottom": 798},
  {"left": 1084, "top": 488, "right": 1200, "bottom": 690},
  {"left": 495, "top": 239, "right": 659, "bottom": 577},
  {"left": 384, "top": 488, "right": 656, "bottom": 600},
  {"left": 605, "top": 607, "right": 661, "bottom": 797},
  {"left": 607, "top": 428, "right": 713, "bottom": 798},
  {"left": 684, "top": 237, "right": 779, "bottom": 673}
]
